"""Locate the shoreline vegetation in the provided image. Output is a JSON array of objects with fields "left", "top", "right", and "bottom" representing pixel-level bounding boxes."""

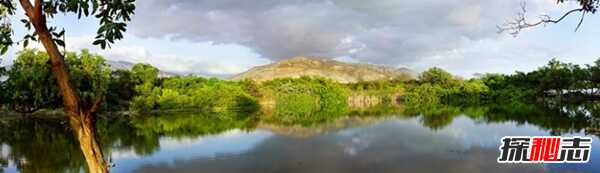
[
  {"left": 3, "top": 50, "right": 600, "bottom": 173},
  {"left": 1, "top": 49, "right": 600, "bottom": 124}
]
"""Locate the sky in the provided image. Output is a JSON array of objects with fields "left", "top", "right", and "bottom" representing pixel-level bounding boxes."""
[{"left": 2, "top": 0, "right": 600, "bottom": 78}]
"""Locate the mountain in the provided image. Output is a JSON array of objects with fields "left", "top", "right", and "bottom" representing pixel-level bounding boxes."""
[
  {"left": 106, "top": 60, "right": 178, "bottom": 77},
  {"left": 106, "top": 60, "right": 136, "bottom": 70},
  {"left": 231, "top": 56, "right": 415, "bottom": 83}
]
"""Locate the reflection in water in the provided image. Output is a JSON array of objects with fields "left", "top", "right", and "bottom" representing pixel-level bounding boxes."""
[
  {"left": 0, "top": 118, "right": 86, "bottom": 173},
  {"left": 133, "top": 118, "right": 552, "bottom": 173},
  {"left": 1, "top": 101, "right": 600, "bottom": 172}
]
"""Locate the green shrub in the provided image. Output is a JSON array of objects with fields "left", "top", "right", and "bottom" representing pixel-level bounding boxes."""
[
  {"left": 402, "top": 83, "right": 444, "bottom": 105},
  {"left": 263, "top": 77, "right": 349, "bottom": 125},
  {"left": 131, "top": 76, "right": 260, "bottom": 114}
]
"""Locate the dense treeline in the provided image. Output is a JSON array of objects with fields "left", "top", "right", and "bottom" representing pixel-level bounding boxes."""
[
  {"left": 481, "top": 59, "right": 600, "bottom": 101},
  {"left": 2, "top": 49, "right": 600, "bottom": 117},
  {"left": 0, "top": 49, "right": 262, "bottom": 115},
  {"left": 0, "top": 49, "right": 111, "bottom": 113},
  {"left": 401, "top": 67, "right": 489, "bottom": 105},
  {"left": 401, "top": 58, "right": 600, "bottom": 106},
  {"left": 131, "top": 75, "right": 259, "bottom": 114},
  {"left": 261, "top": 77, "right": 349, "bottom": 125}
]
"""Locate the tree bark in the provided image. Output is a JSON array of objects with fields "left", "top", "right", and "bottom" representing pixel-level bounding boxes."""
[
  {"left": 18, "top": 0, "right": 109, "bottom": 173},
  {"left": 69, "top": 112, "right": 109, "bottom": 173}
]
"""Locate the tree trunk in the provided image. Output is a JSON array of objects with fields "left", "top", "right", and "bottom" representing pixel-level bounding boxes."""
[
  {"left": 18, "top": 1, "right": 109, "bottom": 173},
  {"left": 69, "top": 112, "right": 109, "bottom": 173}
]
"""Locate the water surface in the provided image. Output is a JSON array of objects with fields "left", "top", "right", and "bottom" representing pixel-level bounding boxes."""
[{"left": 1, "top": 103, "right": 600, "bottom": 173}]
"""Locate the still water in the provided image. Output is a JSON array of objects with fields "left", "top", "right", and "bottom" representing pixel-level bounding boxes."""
[{"left": 1, "top": 103, "right": 600, "bottom": 173}]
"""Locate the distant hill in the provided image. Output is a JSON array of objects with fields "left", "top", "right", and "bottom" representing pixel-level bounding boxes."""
[
  {"left": 106, "top": 60, "right": 136, "bottom": 70},
  {"left": 231, "top": 56, "right": 415, "bottom": 83},
  {"left": 106, "top": 60, "right": 178, "bottom": 77},
  {"left": 4, "top": 59, "right": 179, "bottom": 77}
]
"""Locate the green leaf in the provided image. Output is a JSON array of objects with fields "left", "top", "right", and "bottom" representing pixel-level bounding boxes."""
[
  {"left": 1, "top": 46, "right": 8, "bottom": 55},
  {"left": 92, "top": 40, "right": 103, "bottom": 45},
  {"left": 55, "top": 39, "right": 65, "bottom": 47}
]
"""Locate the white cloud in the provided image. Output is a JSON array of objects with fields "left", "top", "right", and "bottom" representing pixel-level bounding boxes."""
[
  {"left": 4, "top": 0, "right": 598, "bottom": 77},
  {"left": 125, "top": 0, "right": 589, "bottom": 77},
  {"left": 19, "top": 35, "right": 266, "bottom": 77}
]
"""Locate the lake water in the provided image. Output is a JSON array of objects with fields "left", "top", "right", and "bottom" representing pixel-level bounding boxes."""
[{"left": 1, "top": 103, "right": 600, "bottom": 173}]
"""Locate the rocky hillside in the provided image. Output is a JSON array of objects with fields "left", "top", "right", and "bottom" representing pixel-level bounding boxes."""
[{"left": 231, "top": 56, "right": 415, "bottom": 83}]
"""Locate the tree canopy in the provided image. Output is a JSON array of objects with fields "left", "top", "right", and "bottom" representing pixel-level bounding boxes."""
[
  {"left": 2, "top": 49, "right": 111, "bottom": 113},
  {"left": 0, "top": 0, "right": 135, "bottom": 53}
]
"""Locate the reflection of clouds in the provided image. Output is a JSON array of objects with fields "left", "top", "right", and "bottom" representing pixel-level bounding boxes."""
[
  {"left": 430, "top": 116, "right": 557, "bottom": 148},
  {"left": 335, "top": 117, "right": 465, "bottom": 154},
  {"left": 336, "top": 127, "right": 371, "bottom": 156},
  {"left": 112, "top": 149, "right": 140, "bottom": 159},
  {"left": 156, "top": 130, "right": 272, "bottom": 158},
  {"left": 132, "top": 115, "right": 551, "bottom": 173},
  {"left": 332, "top": 115, "right": 594, "bottom": 166},
  {"left": 0, "top": 144, "right": 8, "bottom": 158},
  {"left": 339, "top": 137, "right": 371, "bottom": 156},
  {"left": 112, "top": 129, "right": 254, "bottom": 160},
  {"left": 119, "top": 115, "right": 600, "bottom": 173},
  {"left": 0, "top": 144, "right": 19, "bottom": 172},
  {"left": 159, "top": 129, "right": 247, "bottom": 149},
  {"left": 110, "top": 129, "right": 273, "bottom": 173}
]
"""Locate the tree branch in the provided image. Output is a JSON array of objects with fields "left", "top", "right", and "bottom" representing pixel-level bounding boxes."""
[
  {"left": 575, "top": 11, "right": 587, "bottom": 31},
  {"left": 88, "top": 95, "right": 103, "bottom": 115},
  {"left": 498, "top": 2, "right": 585, "bottom": 36},
  {"left": 33, "top": 0, "right": 42, "bottom": 16},
  {"left": 19, "top": 0, "right": 43, "bottom": 25},
  {"left": 17, "top": 0, "right": 33, "bottom": 15}
]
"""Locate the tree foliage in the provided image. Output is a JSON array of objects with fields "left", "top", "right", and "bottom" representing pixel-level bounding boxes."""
[
  {"left": 262, "top": 77, "right": 349, "bottom": 126},
  {"left": 403, "top": 58, "right": 600, "bottom": 106},
  {"left": 0, "top": 0, "right": 135, "bottom": 51},
  {"left": 129, "top": 63, "right": 160, "bottom": 112},
  {"left": 66, "top": 49, "right": 111, "bottom": 111},
  {"left": 4, "top": 49, "right": 60, "bottom": 112},
  {"left": 418, "top": 67, "right": 457, "bottom": 87},
  {"left": 105, "top": 69, "right": 135, "bottom": 111},
  {"left": 3, "top": 49, "right": 111, "bottom": 113}
]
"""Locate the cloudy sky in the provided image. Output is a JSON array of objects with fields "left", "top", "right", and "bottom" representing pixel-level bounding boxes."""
[{"left": 2, "top": 0, "right": 600, "bottom": 77}]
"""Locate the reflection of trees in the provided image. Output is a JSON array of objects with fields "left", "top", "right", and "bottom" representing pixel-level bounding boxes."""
[
  {"left": 260, "top": 116, "right": 390, "bottom": 138},
  {"left": 0, "top": 158, "right": 6, "bottom": 173},
  {"left": 266, "top": 93, "right": 349, "bottom": 126},
  {"left": 402, "top": 104, "right": 462, "bottom": 130},
  {"left": 99, "top": 111, "right": 259, "bottom": 156},
  {"left": 477, "top": 102, "right": 592, "bottom": 134},
  {"left": 0, "top": 111, "right": 258, "bottom": 172},
  {"left": 2, "top": 100, "right": 600, "bottom": 172},
  {"left": 133, "top": 125, "right": 543, "bottom": 173},
  {"left": 267, "top": 102, "right": 409, "bottom": 127},
  {"left": 263, "top": 77, "right": 350, "bottom": 127},
  {"left": 401, "top": 101, "right": 599, "bottom": 134},
  {"left": 347, "top": 104, "right": 405, "bottom": 117},
  {"left": 0, "top": 118, "right": 86, "bottom": 173},
  {"left": 130, "top": 112, "right": 257, "bottom": 139},
  {"left": 96, "top": 117, "right": 161, "bottom": 156}
]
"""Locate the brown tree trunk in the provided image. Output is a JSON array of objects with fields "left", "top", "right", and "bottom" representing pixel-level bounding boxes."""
[
  {"left": 69, "top": 112, "right": 109, "bottom": 173},
  {"left": 18, "top": 0, "right": 109, "bottom": 173}
]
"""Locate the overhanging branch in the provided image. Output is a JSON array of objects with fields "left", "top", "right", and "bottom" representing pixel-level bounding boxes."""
[{"left": 498, "top": 2, "right": 586, "bottom": 36}]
